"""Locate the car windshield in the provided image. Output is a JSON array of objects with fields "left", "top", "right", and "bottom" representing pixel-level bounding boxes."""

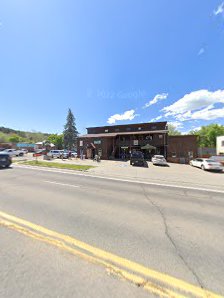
[
  {"left": 205, "top": 160, "right": 217, "bottom": 163},
  {"left": 154, "top": 156, "right": 164, "bottom": 159},
  {"left": 132, "top": 152, "right": 143, "bottom": 157}
]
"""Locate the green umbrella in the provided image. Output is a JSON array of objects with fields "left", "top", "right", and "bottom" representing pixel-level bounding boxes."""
[{"left": 141, "top": 144, "right": 156, "bottom": 150}]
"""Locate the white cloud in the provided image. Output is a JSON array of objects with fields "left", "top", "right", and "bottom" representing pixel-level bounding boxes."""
[
  {"left": 162, "top": 89, "right": 224, "bottom": 121},
  {"left": 150, "top": 115, "right": 162, "bottom": 122},
  {"left": 198, "top": 48, "right": 205, "bottom": 56},
  {"left": 214, "top": 2, "right": 224, "bottom": 15},
  {"left": 192, "top": 126, "right": 201, "bottom": 131},
  {"left": 107, "top": 109, "right": 137, "bottom": 124},
  {"left": 167, "top": 121, "right": 183, "bottom": 129},
  {"left": 143, "top": 93, "right": 168, "bottom": 108},
  {"left": 186, "top": 106, "right": 224, "bottom": 121}
]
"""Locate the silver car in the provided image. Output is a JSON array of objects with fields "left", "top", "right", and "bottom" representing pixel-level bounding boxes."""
[
  {"left": 151, "top": 155, "right": 168, "bottom": 166},
  {"left": 47, "top": 150, "right": 62, "bottom": 158}
]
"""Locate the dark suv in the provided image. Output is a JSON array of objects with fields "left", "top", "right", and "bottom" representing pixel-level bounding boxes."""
[
  {"left": 0, "top": 152, "right": 12, "bottom": 168},
  {"left": 130, "top": 151, "right": 144, "bottom": 166}
]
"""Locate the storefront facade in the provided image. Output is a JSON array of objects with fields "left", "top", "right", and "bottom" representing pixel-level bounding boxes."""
[{"left": 78, "top": 122, "right": 168, "bottom": 160}]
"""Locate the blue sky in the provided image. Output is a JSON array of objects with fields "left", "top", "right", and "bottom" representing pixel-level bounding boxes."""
[{"left": 0, "top": 0, "right": 224, "bottom": 135}]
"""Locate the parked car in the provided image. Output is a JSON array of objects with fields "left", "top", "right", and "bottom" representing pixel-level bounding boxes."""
[
  {"left": 33, "top": 149, "right": 47, "bottom": 156},
  {"left": 151, "top": 155, "right": 168, "bottom": 166},
  {"left": 71, "top": 151, "right": 77, "bottom": 158},
  {"left": 190, "top": 158, "right": 223, "bottom": 172},
  {"left": 60, "top": 150, "right": 69, "bottom": 159},
  {"left": 3, "top": 149, "right": 24, "bottom": 157},
  {"left": 130, "top": 151, "right": 145, "bottom": 166},
  {"left": 21, "top": 149, "right": 28, "bottom": 154},
  {"left": 47, "top": 150, "right": 63, "bottom": 158},
  {"left": 0, "top": 152, "right": 12, "bottom": 168},
  {"left": 210, "top": 155, "right": 224, "bottom": 166}
]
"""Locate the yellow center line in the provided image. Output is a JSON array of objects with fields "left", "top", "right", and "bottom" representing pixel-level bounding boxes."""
[
  {"left": 0, "top": 218, "right": 184, "bottom": 298},
  {"left": 0, "top": 210, "right": 223, "bottom": 298}
]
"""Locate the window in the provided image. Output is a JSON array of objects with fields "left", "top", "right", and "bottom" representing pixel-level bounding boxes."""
[
  {"left": 115, "top": 128, "right": 120, "bottom": 132},
  {"left": 126, "top": 127, "right": 131, "bottom": 131},
  {"left": 133, "top": 140, "right": 138, "bottom": 146},
  {"left": 151, "top": 126, "right": 157, "bottom": 130},
  {"left": 79, "top": 141, "right": 83, "bottom": 147},
  {"left": 94, "top": 140, "right": 101, "bottom": 145},
  {"left": 105, "top": 129, "right": 108, "bottom": 132},
  {"left": 159, "top": 134, "right": 163, "bottom": 139},
  {"left": 138, "top": 127, "right": 141, "bottom": 130}
]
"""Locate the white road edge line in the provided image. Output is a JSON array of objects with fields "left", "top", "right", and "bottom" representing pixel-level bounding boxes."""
[
  {"left": 14, "top": 164, "right": 224, "bottom": 194},
  {"left": 43, "top": 181, "right": 80, "bottom": 188}
]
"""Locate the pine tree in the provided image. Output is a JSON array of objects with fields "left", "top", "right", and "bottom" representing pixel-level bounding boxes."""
[{"left": 63, "top": 109, "right": 79, "bottom": 150}]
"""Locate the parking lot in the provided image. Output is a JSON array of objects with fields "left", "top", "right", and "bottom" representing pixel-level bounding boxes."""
[{"left": 12, "top": 153, "right": 224, "bottom": 192}]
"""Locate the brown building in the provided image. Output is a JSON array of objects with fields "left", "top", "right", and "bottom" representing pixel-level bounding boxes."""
[
  {"left": 78, "top": 122, "right": 168, "bottom": 160},
  {"left": 78, "top": 122, "right": 198, "bottom": 163},
  {"left": 167, "top": 135, "right": 198, "bottom": 164}
]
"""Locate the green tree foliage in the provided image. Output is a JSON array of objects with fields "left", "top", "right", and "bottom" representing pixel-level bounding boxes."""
[
  {"left": 63, "top": 109, "right": 78, "bottom": 150},
  {"left": 0, "top": 132, "right": 7, "bottom": 143},
  {"left": 0, "top": 127, "right": 50, "bottom": 143},
  {"left": 47, "top": 134, "right": 64, "bottom": 149},
  {"left": 8, "top": 134, "right": 20, "bottom": 143},
  {"left": 190, "top": 124, "right": 224, "bottom": 147},
  {"left": 168, "top": 124, "right": 182, "bottom": 135}
]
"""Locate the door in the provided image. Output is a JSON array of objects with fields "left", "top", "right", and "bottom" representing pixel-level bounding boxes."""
[{"left": 86, "top": 148, "right": 92, "bottom": 159}]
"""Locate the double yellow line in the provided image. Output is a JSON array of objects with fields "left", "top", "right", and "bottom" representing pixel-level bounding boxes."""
[{"left": 0, "top": 210, "right": 222, "bottom": 298}]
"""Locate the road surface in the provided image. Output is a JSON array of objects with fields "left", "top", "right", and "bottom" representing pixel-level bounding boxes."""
[{"left": 0, "top": 166, "right": 224, "bottom": 297}]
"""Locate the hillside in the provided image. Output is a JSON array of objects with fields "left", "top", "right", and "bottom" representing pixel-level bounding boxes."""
[{"left": 0, "top": 126, "right": 50, "bottom": 143}]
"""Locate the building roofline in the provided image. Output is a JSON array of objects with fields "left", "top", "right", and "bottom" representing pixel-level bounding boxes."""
[
  {"left": 86, "top": 121, "right": 167, "bottom": 130},
  {"left": 168, "top": 135, "right": 198, "bottom": 137}
]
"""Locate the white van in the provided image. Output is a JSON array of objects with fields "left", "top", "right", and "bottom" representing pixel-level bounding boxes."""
[{"left": 47, "top": 150, "right": 62, "bottom": 158}]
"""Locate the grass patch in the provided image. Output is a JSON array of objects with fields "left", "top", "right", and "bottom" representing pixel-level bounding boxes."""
[{"left": 19, "top": 161, "right": 94, "bottom": 171}]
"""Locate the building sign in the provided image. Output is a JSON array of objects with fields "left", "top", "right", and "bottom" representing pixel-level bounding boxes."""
[
  {"left": 17, "top": 143, "right": 35, "bottom": 148},
  {"left": 80, "top": 141, "right": 83, "bottom": 147},
  {"left": 133, "top": 140, "right": 138, "bottom": 146},
  {"left": 94, "top": 140, "right": 101, "bottom": 145}
]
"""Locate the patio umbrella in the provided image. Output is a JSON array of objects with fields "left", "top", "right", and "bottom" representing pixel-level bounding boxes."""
[{"left": 141, "top": 144, "right": 156, "bottom": 150}]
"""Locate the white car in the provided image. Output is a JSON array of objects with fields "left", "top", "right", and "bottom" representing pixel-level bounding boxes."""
[
  {"left": 47, "top": 150, "right": 62, "bottom": 158},
  {"left": 190, "top": 158, "right": 223, "bottom": 172},
  {"left": 21, "top": 149, "right": 28, "bottom": 154},
  {"left": 71, "top": 151, "right": 77, "bottom": 158},
  {"left": 151, "top": 155, "right": 168, "bottom": 166},
  {"left": 3, "top": 149, "right": 24, "bottom": 157}
]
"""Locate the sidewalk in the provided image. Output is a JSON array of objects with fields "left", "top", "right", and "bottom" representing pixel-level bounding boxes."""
[{"left": 15, "top": 154, "right": 224, "bottom": 192}]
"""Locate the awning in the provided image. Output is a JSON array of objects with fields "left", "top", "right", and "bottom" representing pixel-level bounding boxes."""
[
  {"left": 79, "top": 130, "right": 168, "bottom": 139},
  {"left": 141, "top": 144, "right": 156, "bottom": 150}
]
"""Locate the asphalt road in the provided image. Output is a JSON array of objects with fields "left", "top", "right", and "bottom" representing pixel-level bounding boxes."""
[{"left": 0, "top": 166, "right": 224, "bottom": 297}]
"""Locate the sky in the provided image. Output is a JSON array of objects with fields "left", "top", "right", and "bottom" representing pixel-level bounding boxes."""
[{"left": 0, "top": 0, "right": 224, "bottom": 135}]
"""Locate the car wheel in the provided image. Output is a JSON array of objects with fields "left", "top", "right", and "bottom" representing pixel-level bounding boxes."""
[{"left": 201, "top": 165, "right": 206, "bottom": 171}]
